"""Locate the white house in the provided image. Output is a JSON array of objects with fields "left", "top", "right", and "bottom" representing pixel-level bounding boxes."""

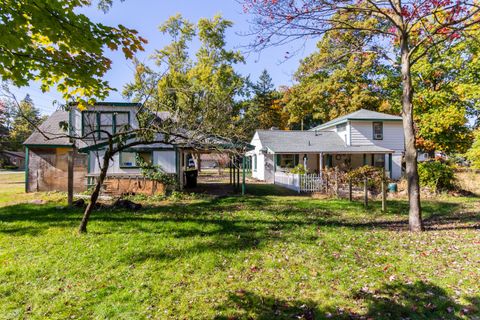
[{"left": 248, "top": 109, "right": 405, "bottom": 182}]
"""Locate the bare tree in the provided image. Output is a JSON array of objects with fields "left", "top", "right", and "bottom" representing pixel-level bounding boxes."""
[{"left": 241, "top": 0, "right": 480, "bottom": 231}]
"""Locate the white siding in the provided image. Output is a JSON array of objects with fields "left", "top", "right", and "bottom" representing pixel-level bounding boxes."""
[
  {"left": 250, "top": 132, "right": 265, "bottom": 180},
  {"left": 392, "top": 153, "right": 402, "bottom": 180},
  {"left": 350, "top": 121, "right": 404, "bottom": 151},
  {"left": 88, "top": 149, "right": 176, "bottom": 175}
]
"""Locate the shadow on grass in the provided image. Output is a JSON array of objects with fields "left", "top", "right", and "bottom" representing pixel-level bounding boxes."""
[
  {"left": 214, "top": 281, "right": 479, "bottom": 319},
  {"left": 0, "top": 192, "right": 477, "bottom": 240}
]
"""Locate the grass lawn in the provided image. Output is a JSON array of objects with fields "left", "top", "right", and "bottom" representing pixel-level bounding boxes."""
[{"left": 0, "top": 173, "right": 479, "bottom": 319}]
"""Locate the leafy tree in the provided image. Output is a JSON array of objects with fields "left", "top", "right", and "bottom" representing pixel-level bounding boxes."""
[
  {"left": 0, "top": 0, "right": 146, "bottom": 102},
  {"left": 242, "top": 70, "right": 289, "bottom": 134},
  {"left": 283, "top": 27, "right": 396, "bottom": 128},
  {"left": 9, "top": 95, "right": 45, "bottom": 151},
  {"left": 124, "top": 14, "right": 246, "bottom": 141},
  {"left": 466, "top": 129, "right": 480, "bottom": 169},
  {"left": 0, "top": 100, "right": 11, "bottom": 152},
  {"left": 243, "top": 0, "right": 480, "bottom": 231}
]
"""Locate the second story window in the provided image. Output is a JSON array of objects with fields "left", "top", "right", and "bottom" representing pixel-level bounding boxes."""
[
  {"left": 373, "top": 122, "right": 383, "bottom": 140},
  {"left": 82, "top": 111, "right": 130, "bottom": 139}
]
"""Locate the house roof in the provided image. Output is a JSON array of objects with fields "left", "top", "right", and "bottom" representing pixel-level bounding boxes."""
[
  {"left": 0, "top": 150, "right": 25, "bottom": 158},
  {"left": 24, "top": 110, "right": 73, "bottom": 147},
  {"left": 310, "top": 109, "right": 402, "bottom": 131},
  {"left": 255, "top": 130, "right": 393, "bottom": 154}
]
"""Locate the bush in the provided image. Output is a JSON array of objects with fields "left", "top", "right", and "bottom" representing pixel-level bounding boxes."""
[
  {"left": 289, "top": 164, "right": 307, "bottom": 174},
  {"left": 346, "top": 165, "right": 385, "bottom": 193},
  {"left": 418, "top": 161, "right": 455, "bottom": 192}
]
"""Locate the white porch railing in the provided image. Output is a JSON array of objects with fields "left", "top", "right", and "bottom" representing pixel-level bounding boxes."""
[{"left": 274, "top": 171, "right": 324, "bottom": 193}]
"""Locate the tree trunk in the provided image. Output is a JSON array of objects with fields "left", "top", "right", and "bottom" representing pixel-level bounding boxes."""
[
  {"left": 78, "top": 149, "right": 111, "bottom": 234},
  {"left": 400, "top": 35, "right": 424, "bottom": 232}
]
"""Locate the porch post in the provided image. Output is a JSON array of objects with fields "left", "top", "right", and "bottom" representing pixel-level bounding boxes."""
[
  {"left": 236, "top": 157, "right": 240, "bottom": 191},
  {"left": 319, "top": 152, "right": 324, "bottom": 180},
  {"left": 242, "top": 156, "right": 246, "bottom": 195},
  {"left": 389, "top": 153, "right": 393, "bottom": 179}
]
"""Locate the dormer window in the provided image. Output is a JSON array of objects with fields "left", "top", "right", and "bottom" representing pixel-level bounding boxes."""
[
  {"left": 82, "top": 111, "right": 130, "bottom": 139},
  {"left": 373, "top": 122, "right": 383, "bottom": 140}
]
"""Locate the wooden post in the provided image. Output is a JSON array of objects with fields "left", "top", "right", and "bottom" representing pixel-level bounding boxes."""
[
  {"left": 242, "top": 156, "right": 246, "bottom": 195},
  {"left": 229, "top": 157, "right": 232, "bottom": 185},
  {"left": 349, "top": 178, "right": 353, "bottom": 202},
  {"left": 381, "top": 168, "right": 387, "bottom": 212},
  {"left": 67, "top": 150, "right": 74, "bottom": 206},
  {"left": 196, "top": 153, "right": 202, "bottom": 172},
  {"left": 363, "top": 176, "right": 368, "bottom": 209},
  {"left": 236, "top": 157, "right": 240, "bottom": 191}
]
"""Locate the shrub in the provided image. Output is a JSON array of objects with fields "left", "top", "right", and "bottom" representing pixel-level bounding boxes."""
[
  {"left": 289, "top": 164, "right": 307, "bottom": 174},
  {"left": 346, "top": 165, "right": 386, "bottom": 193},
  {"left": 418, "top": 161, "right": 455, "bottom": 192}
]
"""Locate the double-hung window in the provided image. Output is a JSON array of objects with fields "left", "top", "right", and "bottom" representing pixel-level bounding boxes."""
[{"left": 373, "top": 122, "right": 383, "bottom": 140}]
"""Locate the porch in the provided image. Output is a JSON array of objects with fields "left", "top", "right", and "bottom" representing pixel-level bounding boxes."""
[{"left": 272, "top": 152, "right": 393, "bottom": 193}]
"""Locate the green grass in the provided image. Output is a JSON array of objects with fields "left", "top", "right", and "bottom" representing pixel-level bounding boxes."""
[{"left": 0, "top": 174, "right": 479, "bottom": 319}]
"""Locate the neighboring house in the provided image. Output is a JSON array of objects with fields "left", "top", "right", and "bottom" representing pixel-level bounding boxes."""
[
  {"left": 24, "top": 102, "right": 225, "bottom": 193},
  {"left": 248, "top": 109, "right": 405, "bottom": 182},
  {"left": 0, "top": 150, "right": 25, "bottom": 170},
  {"left": 200, "top": 153, "right": 229, "bottom": 169}
]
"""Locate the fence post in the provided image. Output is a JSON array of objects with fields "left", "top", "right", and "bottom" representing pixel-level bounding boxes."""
[
  {"left": 349, "top": 178, "right": 353, "bottom": 202},
  {"left": 381, "top": 168, "right": 387, "bottom": 212},
  {"left": 363, "top": 176, "right": 368, "bottom": 209}
]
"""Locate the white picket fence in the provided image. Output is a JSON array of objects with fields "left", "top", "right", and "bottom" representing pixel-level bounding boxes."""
[{"left": 274, "top": 171, "right": 324, "bottom": 193}]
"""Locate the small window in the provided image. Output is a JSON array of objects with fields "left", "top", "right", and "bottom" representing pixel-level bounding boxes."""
[
  {"left": 253, "top": 155, "right": 257, "bottom": 171},
  {"left": 120, "top": 151, "right": 152, "bottom": 168},
  {"left": 336, "top": 123, "right": 347, "bottom": 132},
  {"left": 373, "top": 122, "right": 383, "bottom": 140}
]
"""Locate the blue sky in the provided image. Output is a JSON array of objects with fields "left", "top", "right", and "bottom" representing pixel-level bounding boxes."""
[{"left": 10, "top": 0, "right": 317, "bottom": 115}]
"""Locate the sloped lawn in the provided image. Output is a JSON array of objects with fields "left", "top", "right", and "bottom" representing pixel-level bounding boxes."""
[{"left": 0, "top": 181, "right": 479, "bottom": 319}]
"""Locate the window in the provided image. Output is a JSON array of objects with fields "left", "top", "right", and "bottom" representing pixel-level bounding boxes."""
[
  {"left": 99, "top": 113, "right": 113, "bottom": 138},
  {"left": 336, "top": 123, "right": 347, "bottom": 132},
  {"left": 373, "top": 122, "right": 383, "bottom": 140},
  {"left": 253, "top": 155, "right": 257, "bottom": 171},
  {"left": 82, "top": 111, "right": 130, "bottom": 139},
  {"left": 277, "top": 154, "right": 299, "bottom": 168},
  {"left": 373, "top": 154, "right": 385, "bottom": 168},
  {"left": 82, "top": 112, "right": 98, "bottom": 138},
  {"left": 120, "top": 151, "right": 152, "bottom": 168},
  {"left": 115, "top": 112, "right": 129, "bottom": 133}
]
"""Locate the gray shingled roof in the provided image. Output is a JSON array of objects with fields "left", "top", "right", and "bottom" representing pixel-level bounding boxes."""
[
  {"left": 256, "top": 130, "right": 393, "bottom": 153},
  {"left": 24, "top": 110, "right": 72, "bottom": 146},
  {"left": 310, "top": 109, "right": 402, "bottom": 131}
]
